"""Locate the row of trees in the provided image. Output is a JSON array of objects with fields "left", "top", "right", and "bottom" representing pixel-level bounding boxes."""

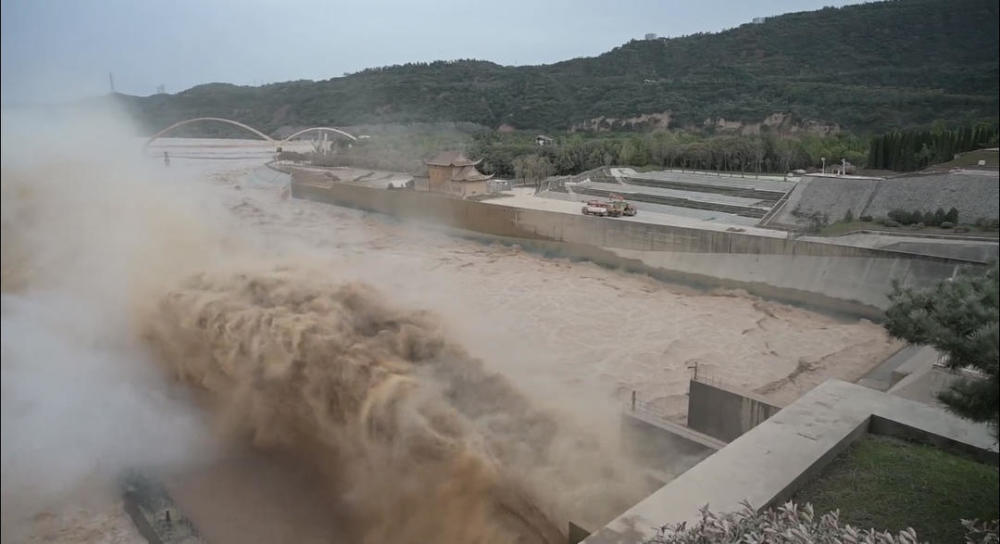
[
  {"left": 886, "top": 207, "right": 959, "bottom": 227},
  {"left": 471, "top": 131, "right": 867, "bottom": 178},
  {"left": 511, "top": 155, "right": 554, "bottom": 192},
  {"left": 867, "top": 122, "right": 998, "bottom": 171},
  {"left": 303, "top": 123, "right": 993, "bottom": 180},
  {"left": 306, "top": 125, "right": 475, "bottom": 173},
  {"left": 300, "top": 127, "right": 870, "bottom": 180}
]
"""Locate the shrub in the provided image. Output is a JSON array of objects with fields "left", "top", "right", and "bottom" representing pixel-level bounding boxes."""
[
  {"left": 843, "top": 209, "right": 855, "bottom": 222},
  {"left": 888, "top": 209, "right": 908, "bottom": 223},
  {"left": 648, "top": 502, "right": 926, "bottom": 544},
  {"left": 940, "top": 221, "right": 955, "bottom": 229},
  {"left": 805, "top": 211, "right": 830, "bottom": 233},
  {"left": 885, "top": 219, "right": 901, "bottom": 227},
  {"left": 945, "top": 207, "right": 960, "bottom": 224},
  {"left": 860, "top": 215, "right": 873, "bottom": 222},
  {"left": 930, "top": 207, "right": 946, "bottom": 226},
  {"left": 277, "top": 150, "right": 308, "bottom": 162},
  {"left": 962, "top": 519, "right": 999, "bottom": 544}
]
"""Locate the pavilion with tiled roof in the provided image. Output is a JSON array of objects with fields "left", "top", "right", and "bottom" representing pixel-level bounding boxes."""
[{"left": 425, "top": 151, "right": 493, "bottom": 197}]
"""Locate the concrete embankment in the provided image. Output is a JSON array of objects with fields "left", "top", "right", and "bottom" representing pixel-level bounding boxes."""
[
  {"left": 767, "top": 170, "right": 1000, "bottom": 228},
  {"left": 290, "top": 172, "right": 977, "bottom": 317}
]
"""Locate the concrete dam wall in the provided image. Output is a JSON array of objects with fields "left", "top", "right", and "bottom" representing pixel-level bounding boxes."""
[{"left": 291, "top": 172, "right": 972, "bottom": 317}]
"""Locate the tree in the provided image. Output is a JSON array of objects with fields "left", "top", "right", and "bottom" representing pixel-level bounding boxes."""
[
  {"left": 884, "top": 262, "right": 999, "bottom": 435},
  {"left": 512, "top": 154, "right": 554, "bottom": 193},
  {"left": 946, "top": 207, "right": 960, "bottom": 224},
  {"left": 931, "top": 208, "right": 946, "bottom": 227},
  {"left": 618, "top": 140, "right": 637, "bottom": 165}
]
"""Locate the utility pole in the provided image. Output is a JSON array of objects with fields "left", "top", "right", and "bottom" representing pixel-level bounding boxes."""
[{"left": 108, "top": 72, "right": 115, "bottom": 93}]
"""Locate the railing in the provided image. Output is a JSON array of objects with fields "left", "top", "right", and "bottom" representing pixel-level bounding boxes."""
[
  {"left": 622, "top": 363, "right": 745, "bottom": 423},
  {"left": 623, "top": 390, "right": 729, "bottom": 450},
  {"left": 756, "top": 186, "right": 794, "bottom": 227},
  {"left": 626, "top": 393, "right": 674, "bottom": 425},
  {"left": 643, "top": 168, "right": 797, "bottom": 182}
]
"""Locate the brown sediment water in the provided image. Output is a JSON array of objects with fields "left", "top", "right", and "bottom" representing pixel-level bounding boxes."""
[
  {"left": 2, "top": 139, "right": 900, "bottom": 542},
  {"left": 143, "top": 270, "right": 647, "bottom": 543},
  {"left": 165, "top": 448, "right": 354, "bottom": 544}
]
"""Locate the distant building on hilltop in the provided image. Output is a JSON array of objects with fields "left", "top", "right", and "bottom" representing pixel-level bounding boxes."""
[
  {"left": 644, "top": 33, "right": 658, "bottom": 40},
  {"left": 751, "top": 16, "right": 768, "bottom": 24},
  {"left": 424, "top": 151, "right": 493, "bottom": 197}
]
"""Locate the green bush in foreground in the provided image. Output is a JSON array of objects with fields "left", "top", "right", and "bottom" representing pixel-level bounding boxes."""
[
  {"left": 646, "top": 501, "right": 999, "bottom": 543},
  {"left": 648, "top": 502, "right": 924, "bottom": 543}
]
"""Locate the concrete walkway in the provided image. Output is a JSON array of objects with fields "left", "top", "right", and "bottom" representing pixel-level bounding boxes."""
[
  {"left": 485, "top": 188, "right": 789, "bottom": 237},
  {"left": 856, "top": 345, "right": 923, "bottom": 391},
  {"left": 584, "top": 379, "right": 997, "bottom": 544}
]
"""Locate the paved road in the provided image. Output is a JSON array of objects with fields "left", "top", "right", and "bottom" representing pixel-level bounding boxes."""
[{"left": 485, "top": 188, "right": 787, "bottom": 236}]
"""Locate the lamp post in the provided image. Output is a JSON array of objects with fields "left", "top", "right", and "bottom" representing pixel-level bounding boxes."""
[{"left": 821, "top": 157, "right": 826, "bottom": 174}]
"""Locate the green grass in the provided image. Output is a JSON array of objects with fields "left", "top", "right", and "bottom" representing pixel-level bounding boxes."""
[
  {"left": 816, "top": 220, "right": 1000, "bottom": 238},
  {"left": 817, "top": 220, "right": 877, "bottom": 236},
  {"left": 794, "top": 434, "right": 999, "bottom": 543},
  {"left": 932, "top": 148, "right": 1000, "bottom": 170}
]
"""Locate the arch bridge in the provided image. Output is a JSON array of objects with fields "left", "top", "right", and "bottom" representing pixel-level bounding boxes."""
[
  {"left": 144, "top": 118, "right": 356, "bottom": 148},
  {"left": 280, "top": 126, "right": 357, "bottom": 143}
]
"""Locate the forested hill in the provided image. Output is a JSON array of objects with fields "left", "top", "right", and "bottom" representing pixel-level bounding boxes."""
[{"left": 119, "top": 0, "right": 998, "bottom": 136}]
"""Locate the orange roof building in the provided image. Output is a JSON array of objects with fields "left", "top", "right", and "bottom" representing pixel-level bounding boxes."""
[{"left": 425, "top": 151, "right": 493, "bottom": 197}]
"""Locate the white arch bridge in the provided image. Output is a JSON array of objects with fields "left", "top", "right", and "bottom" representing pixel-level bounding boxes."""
[{"left": 143, "top": 117, "right": 357, "bottom": 149}]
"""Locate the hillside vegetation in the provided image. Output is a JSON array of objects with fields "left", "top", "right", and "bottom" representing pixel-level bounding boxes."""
[
  {"left": 867, "top": 122, "right": 999, "bottom": 171},
  {"left": 119, "top": 0, "right": 998, "bottom": 136}
]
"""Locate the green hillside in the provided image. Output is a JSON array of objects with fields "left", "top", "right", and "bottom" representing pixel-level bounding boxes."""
[{"left": 119, "top": 0, "right": 999, "bottom": 135}]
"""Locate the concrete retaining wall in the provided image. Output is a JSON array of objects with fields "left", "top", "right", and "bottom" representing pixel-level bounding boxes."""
[
  {"left": 769, "top": 175, "right": 879, "bottom": 227},
  {"left": 864, "top": 171, "right": 1000, "bottom": 222},
  {"left": 291, "top": 173, "right": 973, "bottom": 315},
  {"left": 687, "top": 380, "right": 783, "bottom": 442},
  {"left": 769, "top": 171, "right": 1000, "bottom": 228}
]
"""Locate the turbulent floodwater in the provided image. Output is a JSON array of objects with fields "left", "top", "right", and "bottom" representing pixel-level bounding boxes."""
[
  {"left": 144, "top": 271, "right": 645, "bottom": 543},
  {"left": 2, "top": 137, "right": 900, "bottom": 543},
  {"left": 216, "top": 160, "right": 900, "bottom": 416}
]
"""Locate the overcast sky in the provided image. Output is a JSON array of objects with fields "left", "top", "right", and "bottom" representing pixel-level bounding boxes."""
[{"left": 2, "top": 0, "right": 863, "bottom": 105}]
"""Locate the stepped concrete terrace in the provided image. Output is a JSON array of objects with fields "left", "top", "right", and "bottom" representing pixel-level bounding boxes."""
[
  {"left": 620, "top": 169, "right": 793, "bottom": 201},
  {"left": 570, "top": 181, "right": 773, "bottom": 218}
]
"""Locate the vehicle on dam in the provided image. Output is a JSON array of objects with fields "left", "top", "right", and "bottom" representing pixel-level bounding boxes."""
[
  {"left": 606, "top": 195, "right": 638, "bottom": 217},
  {"left": 581, "top": 196, "right": 638, "bottom": 217},
  {"left": 582, "top": 200, "right": 610, "bottom": 216}
]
